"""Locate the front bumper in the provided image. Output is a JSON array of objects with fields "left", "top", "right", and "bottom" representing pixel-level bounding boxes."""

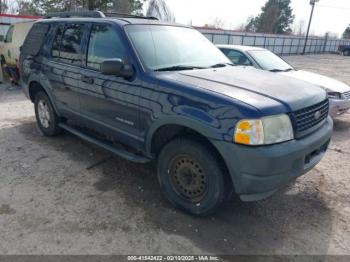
[
  {"left": 329, "top": 98, "right": 350, "bottom": 117},
  {"left": 212, "top": 116, "right": 333, "bottom": 201}
]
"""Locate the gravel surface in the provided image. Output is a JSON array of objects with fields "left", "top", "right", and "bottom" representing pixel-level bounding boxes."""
[{"left": 0, "top": 54, "right": 349, "bottom": 255}]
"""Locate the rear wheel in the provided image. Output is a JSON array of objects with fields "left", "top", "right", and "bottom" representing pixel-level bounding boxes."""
[
  {"left": 34, "top": 91, "right": 62, "bottom": 136},
  {"left": 157, "top": 138, "right": 228, "bottom": 216},
  {"left": 344, "top": 50, "right": 350, "bottom": 56}
]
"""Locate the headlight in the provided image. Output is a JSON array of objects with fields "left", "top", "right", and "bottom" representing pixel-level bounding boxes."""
[
  {"left": 234, "top": 114, "right": 294, "bottom": 145},
  {"left": 327, "top": 92, "right": 341, "bottom": 99}
]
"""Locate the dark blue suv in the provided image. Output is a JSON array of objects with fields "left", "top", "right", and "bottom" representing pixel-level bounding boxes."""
[{"left": 19, "top": 11, "right": 333, "bottom": 216}]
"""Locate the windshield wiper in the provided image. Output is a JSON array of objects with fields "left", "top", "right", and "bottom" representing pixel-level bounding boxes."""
[
  {"left": 209, "top": 63, "right": 235, "bottom": 68},
  {"left": 269, "top": 68, "right": 294, "bottom": 72},
  {"left": 154, "top": 65, "right": 206, "bottom": 72}
]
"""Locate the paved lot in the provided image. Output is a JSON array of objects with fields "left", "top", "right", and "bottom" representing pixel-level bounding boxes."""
[{"left": 0, "top": 54, "right": 349, "bottom": 255}]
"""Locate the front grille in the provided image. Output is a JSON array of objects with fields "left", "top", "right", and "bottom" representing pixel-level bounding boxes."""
[
  {"left": 343, "top": 91, "right": 350, "bottom": 99},
  {"left": 292, "top": 99, "right": 329, "bottom": 134}
]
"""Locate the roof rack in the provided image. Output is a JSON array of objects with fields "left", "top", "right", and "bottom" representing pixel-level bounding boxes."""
[
  {"left": 104, "top": 12, "right": 159, "bottom": 20},
  {"left": 44, "top": 11, "right": 105, "bottom": 19},
  {"left": 44, "top": 11, "right": 158, "bottom": 20}
]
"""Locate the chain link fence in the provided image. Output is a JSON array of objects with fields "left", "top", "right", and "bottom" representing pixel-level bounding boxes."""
[{"left": 197, "top": 27, "right": 350, "bottom": 55}]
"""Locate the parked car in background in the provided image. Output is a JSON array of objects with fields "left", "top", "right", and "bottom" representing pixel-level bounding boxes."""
[
  {"left": 0, "top": 20, "right": 35, "bottom": 83},
  {"left": 20, "top": 11, "right": 332, "bottom": 216},
  {"left": 218, "top": 45, "right": 350, "bottom": 118},
  {"left": 338, "top": 45, "right": 350, "bottom": 56}
]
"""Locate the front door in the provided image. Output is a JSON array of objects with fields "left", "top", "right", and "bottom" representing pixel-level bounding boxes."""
[{"left": 78, "top": 23, "right": 141, "bottom": 148}]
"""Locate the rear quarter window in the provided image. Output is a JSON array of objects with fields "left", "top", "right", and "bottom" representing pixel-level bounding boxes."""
[{"left": 21, "top": 23, "right": 50, "bottom": 56}]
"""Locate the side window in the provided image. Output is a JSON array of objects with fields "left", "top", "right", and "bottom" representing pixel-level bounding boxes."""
[
  {"left": 21, "top": 23, "right": 50, "bottom": 56},
  {"left": 222, "top": 49, "right": 252, "bottom": 66},
  {"left": 5, "top": 25, "right": 14, "bottom": 43},
  {"left": 51, "top": 26, "right": 63, "bottom": 59},
  {"left": 87, "top": 24, "right": 126, "bottom": 70},
  {"left": 51, "top": 24, "right": 84, "bottom": 65},
  {"left": 60, "top": 24, "right": 84, "bottom": 65}
]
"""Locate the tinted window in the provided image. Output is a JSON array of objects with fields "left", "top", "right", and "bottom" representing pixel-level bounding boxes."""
[
  {"left": 21, "top": 23, "right": 50, "bottom": 56},
  {"left": 51, "top": 24, "right": 84, "bottom": 65},
  {"left": 5, "top": 25, "right": 14, "bottom": 43},
  {"left": 87, "top": 24, "right": 126, "bottom": 70},
  {"left": 51, "top": 26, "right": 63, "bottom": 59},
  {"left": 221, "top": 49, "right": 252, "bottom": 66}
]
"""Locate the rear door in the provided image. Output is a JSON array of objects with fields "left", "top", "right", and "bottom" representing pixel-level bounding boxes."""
[
  {"left": 78, "top": 23, "right": 141, "bottom": 148},
  {"left": 46, "top": 23, "right": 87, "bottom": 116}
]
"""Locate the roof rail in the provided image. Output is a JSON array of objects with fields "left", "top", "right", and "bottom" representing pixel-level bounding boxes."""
[
  {"left": 104, "top": 12, "right": 159, "bottom": 20},
  {"left": 44, "top": 11, "right": 105, "bottom": 19},
  {"left": 44, "top": 11, "right": 159, "bottom": 20}
]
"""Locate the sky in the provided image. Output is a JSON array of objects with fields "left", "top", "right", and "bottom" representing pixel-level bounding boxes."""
[{"left": 157, "top": 0, "right": 350, "bottom": 37}]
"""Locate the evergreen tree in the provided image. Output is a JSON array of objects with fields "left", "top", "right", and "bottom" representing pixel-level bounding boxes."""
[
  {"left": 246, "top": 0, "right": 295, "bottom": 34},
  {"left": 342, "top": 25, "right": 350, "bottom": 39}
]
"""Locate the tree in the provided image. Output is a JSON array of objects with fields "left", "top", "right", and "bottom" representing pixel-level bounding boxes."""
[
  {"left": 16, "top": 1, "right": 41, "bottom": 15},
  {"left": 343, "top": 25, "right": 350, "bottom": 39},
  {"left": 293, "top": 19, "right": 306, "bottom": 36},
  {"left": 0, "top": 0, "right": 19, "bottom": 13},
  {"left": 208, "top": 17, "right": 225, "bottom": 29},
  {"left": 146, "top": 0, "right": 175, "bottom": 22},
  {"left": 14, "top": 0, "right": 144, "bottom": 16},
  {"left": 245, "top": 0, "right": 295, "bottom": 34}
]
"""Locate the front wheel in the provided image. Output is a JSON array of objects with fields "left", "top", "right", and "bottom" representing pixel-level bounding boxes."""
[
  {"left": 34, "top": 91, "right": 62, "bottom": 136},
  {"left": 343, "top": 50, "right": 350, "bottom": 56},
  {"left": 157, "top": 138, "right": 229, "bottom": 216}
]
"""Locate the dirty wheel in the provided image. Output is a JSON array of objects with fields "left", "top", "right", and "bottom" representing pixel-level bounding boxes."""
[
  {"left": 170, "top": 155, "right": 208, "bottom": 202},
  {"left": 158, "top": 138, "right": 228, "bottom": 216},
  {"left": 34, "top": 91, "right": 62, "bottom": 136}
]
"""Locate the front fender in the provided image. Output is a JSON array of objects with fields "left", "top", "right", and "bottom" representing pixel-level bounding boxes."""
[{"left": 145, "top": 115, "right": 229, "bottom": 156}]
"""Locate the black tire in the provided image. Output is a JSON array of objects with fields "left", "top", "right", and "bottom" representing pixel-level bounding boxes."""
[
  {"left": 34, "top": 91, "right": 62, "bottom": 136},
  {"left": 344, "top": 50, "right": 350, "bottom": 56},
  {"left": 157, "top": 138, "right": 229, "bottom": 216}
]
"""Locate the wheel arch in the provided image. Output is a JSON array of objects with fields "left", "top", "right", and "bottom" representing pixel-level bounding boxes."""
[
  {"left": 146, "top": 117, "right": 222, "bottom": 155},
  {"left": 28, "top": 81, "right": 61, "bottom": 116},
  {"left": 147, "top": 119, "right": 234, "bottom": 192}
]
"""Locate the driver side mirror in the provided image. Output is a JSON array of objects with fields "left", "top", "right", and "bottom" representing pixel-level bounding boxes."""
[{"left": 100, "top": 58, "right": 134, "bottom": 79}]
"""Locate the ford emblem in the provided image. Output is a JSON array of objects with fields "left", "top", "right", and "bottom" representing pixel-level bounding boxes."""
[{"left": 314, "top": 110, "right": 321, "bottom": 120}]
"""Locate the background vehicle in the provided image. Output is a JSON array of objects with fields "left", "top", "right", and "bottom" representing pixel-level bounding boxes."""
[
  {"left": 20, "top": 11, "right": 332, "bottom": 216},
  {"left": 338, "top": 45, "right": 350, "bottom": 56},
  {"left": 0, "top": 20, "right": 36, "bottom": 83},
  {"left": 218, "top": 45, "right": 350, "bottom": 118}
]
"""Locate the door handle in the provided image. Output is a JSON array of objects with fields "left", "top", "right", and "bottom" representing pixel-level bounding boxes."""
[{"left": 81, "top": 75, "right": 94, "bottom": 84}]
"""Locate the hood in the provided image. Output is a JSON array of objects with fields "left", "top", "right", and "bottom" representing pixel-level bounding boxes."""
[
  {"left": 280, "top": 70, "right": 350, "bottom": 93},
  {"left": 157, "top": 66, "right": 326, "bottom": 113}
]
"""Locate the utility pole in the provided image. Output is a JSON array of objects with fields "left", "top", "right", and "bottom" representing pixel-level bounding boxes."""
[{"left": 303, "top": 0, "right": 319, "bottom": 54}]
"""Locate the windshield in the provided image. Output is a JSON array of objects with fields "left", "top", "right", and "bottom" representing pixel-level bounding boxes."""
[
  {"left": 125, "top": 25, "right": 231, "bottom": 71},
  {"left": 248, "top": 50, "right": 294, "bottom": 72}
]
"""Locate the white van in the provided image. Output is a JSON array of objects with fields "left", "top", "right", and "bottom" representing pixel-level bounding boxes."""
[
  {"left": 0, "top": 21, "right": 36, "bottom": 84},
  {"left": 1, "top": 21, "right": 36, "bottom": 67}
]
